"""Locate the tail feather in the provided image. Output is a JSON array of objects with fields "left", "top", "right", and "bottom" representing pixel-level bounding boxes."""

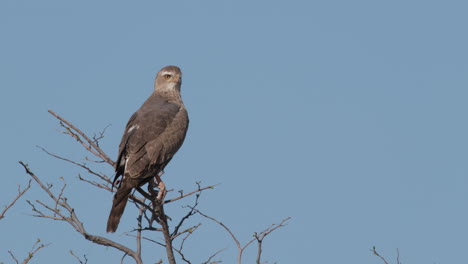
[{"left": 107, "top": 186, "right": 132, "bottom": 233}]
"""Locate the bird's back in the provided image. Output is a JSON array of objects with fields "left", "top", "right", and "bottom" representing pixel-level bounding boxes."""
[{"left": 114, "top": 94, "right": 188, "bottom": 185}]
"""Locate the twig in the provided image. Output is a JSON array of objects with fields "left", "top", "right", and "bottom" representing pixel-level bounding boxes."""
[
  {"left": 193, "top": 209, "right": 244, "bottom": 263},
  {"left": 126, "top": 234, "right": 166, "bottom": 247},
  {"left": 8, "top": 250, "right": 19, "bottom": 264},
  {"left": 397, "top": 248, "right": 401, "bottom": 264},
  {"left": 164, "top": 184, "right": 217, "bottom": 204},
  {"left": 254, "top": 217, "right": 291, "bottom": 264},
  {"left": 37, "top": 146, "right": 111, "bottom": 184},
  {"left": 8, "top": 239, "right": 51, "bottom": 264},
  {"left": 0, "top": 180, "right": 31, "bottom": 220},
  {"left": 54, "top": 181, "right": 67, "bottom": 217},
  {"left": 195, "top": 209, "right": 290, "bottom": 264},
  {"left": 201, "top": 248, "right": 225, "bottom": 264},
  {"left": 70, "top": 250, "right": 88, "bottom": 264},
  {"left": 47, "top": 109, "right": 115, "bottom": 166},
  {"left": 171, "top": 193, "right": 200, "bottom": 238},
  {"left": 174, "top": 231, "right": 192, "bottom": 264},
  {"left": 371, "top": 246, "right": 389, "bottom": 264},
  {"left": 22, "top": 240, "right": 51, "bottom": 264},
  {"left": 92, "top": 124, "right": 111, "bottom": 147},
  {"left": 19, "top": 161, "right": 143, "bottom": 264}
]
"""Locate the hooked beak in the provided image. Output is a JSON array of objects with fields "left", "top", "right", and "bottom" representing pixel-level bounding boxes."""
[{"left": 170, "top": 74, "right": 181, "bottom": 83}]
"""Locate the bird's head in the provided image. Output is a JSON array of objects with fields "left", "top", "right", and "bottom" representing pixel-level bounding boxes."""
[{"left": 155, "top": 65, "right": 183, "bottom": 96}]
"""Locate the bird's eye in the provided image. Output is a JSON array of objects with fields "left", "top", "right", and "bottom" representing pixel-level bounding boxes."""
[{"left": 163, "top": 74, "right": 171, "bottom": 80}]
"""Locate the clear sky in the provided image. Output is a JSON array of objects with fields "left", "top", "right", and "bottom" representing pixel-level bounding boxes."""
[{"left": 1, "top": 0, "right": 468, "bottom": 263}]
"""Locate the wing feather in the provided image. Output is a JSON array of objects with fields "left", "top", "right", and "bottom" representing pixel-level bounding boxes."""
[{"left": 113, "top": 94, "right": 188, "bottom": 185}]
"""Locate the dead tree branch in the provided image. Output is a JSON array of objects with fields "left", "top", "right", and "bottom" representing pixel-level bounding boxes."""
[
  {"left": 70, "top": 250, "right": 88, "bottom": 264},
  {"left": 195, "top": 209, "right": 290, "bottom": 264},
  {"left": 7, "top": 239, "right": 50, "bottom": 264},
  {"left": 372, "top": 246, "right": 388, "bottom": 264},
  {"left": 18, "top": 161, "right": 143, "bottom": 264},
  {"left": 371, "top": 247, "right": 401, "bottom": 264},
  {"left": 13, "top": 110, "right": 289, "bottom": 264},
  {"left": 0, "top": 180, "right": 31, "bottom": 220},
  {"left": 254, "top": 217, "right": 291, "bottom": 264},
  {"left": 37, "top": 146, "right": 111, "bottom": 185},
  {"left": 47, "top": 109, "right": 115, "bottom": 166},
  {"left": 201, "top": 248, "right": 224, "bottom": 264}
]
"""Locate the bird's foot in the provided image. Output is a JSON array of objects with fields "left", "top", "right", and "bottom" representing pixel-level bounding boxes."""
[{"left": 156, "top": 180, "right": 167, "bottom": 201}]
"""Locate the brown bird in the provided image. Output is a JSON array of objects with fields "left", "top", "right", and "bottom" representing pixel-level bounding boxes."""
[{"left": 107, "top": 65, "right": 189, "bottom": 233}]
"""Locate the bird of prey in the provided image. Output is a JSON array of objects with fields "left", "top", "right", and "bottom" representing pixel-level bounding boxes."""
[{"left": 107, "top": 65, "right": 189, "bottom": 233}]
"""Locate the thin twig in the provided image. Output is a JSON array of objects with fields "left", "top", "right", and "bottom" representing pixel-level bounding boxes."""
[
  {"left": 8, "top": 251, "right": 19, "bottom": 264},
  {"left": 201, "top": 248, "right": 225, "bottom": 264},
  {"left": 254, "top": 217, "right": 291, "bottom": 264},
  {"left": 371, "top": 246, "right": 389, "bottom": 264},
  {"left": 21, "top": 240, "right": 51, "bottom": 264},
  {"left": 47, "top": 109, "right": 115, "bottom": 166},
  {"left": 171, "top": 193, "right": 200, "bottom": 238},
  {"left": 196, "top": 209, "right": 290, "bottom": 264},
  {"left": 37, "top": 146, "right": 111, "bottom": 184},
  {"left": 164, "top": 184, "right": 217, "bottom": 204},
  {"left": 70, "top": 250, "right": 88, "bottom": 264},
  {"left": 193, "top": 209, "right": 244, "bottom": 263},
  {"left": 0, "top": 180, "right": 31, "bottom": 220},
  {"left": 173, "top": 223, "right": 203, "bottom": 264},
  {"left": 92, "top": 124, "right": 111, "bottom": 147}
]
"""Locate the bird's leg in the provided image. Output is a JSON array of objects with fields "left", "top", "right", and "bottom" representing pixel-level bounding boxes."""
[
  {"left": 155, "top": 172, "right": 167, "bottom": 201},
  {"left": 147, "top": 180, "right": 158, "bottom": 199},
  {"left": 147, "top": 180, "right": 161, "bottom": 225}
]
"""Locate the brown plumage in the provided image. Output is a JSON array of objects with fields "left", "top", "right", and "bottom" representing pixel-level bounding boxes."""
[{"left": 107, "top": 66, "right": 189, "bottom": 233}]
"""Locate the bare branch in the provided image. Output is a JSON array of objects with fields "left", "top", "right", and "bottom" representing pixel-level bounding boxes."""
[
  {"left": 156, "top": 202, "right": 176, "bottom": 264},
  {"left": 201, "top": 248, "right": 225, "bottom": 264},
  {"left": 37, "top": 146, "right": 111, "bottom": 184},
  {"left": 173, "top": 223, "right": 203, "bottom": 264},
  {"left": 164, "top": 184, "right": 217, "bottom": 204},
  {"left": 194, "top": 209, "right": 241, "bottom": 248},
  {"left": 7, "top": 239, "right": 50, "bottom": 264},
  {"left": 254, "top": 217, "right": 291, "bottom": 264},
  {"left": 77, "top": 174, "right": 112, "bottom": 191},
  {"left": 0, "top": 180, "right": 31, "bottom": 220},
  {"left": 171, "top": 193, "right": 200, "bottom": 238},
  {"left": 194, "top": 209, "right": 243, "bottom": 263},
  {"left": 371, "top": 246, "right": 389, "bottom": 264},
  {"left": 196, "top": 209, "right": 290, "bottom": 264},
  {"left": 47, "top": 109, "right": 115, "bottom": 166},
  {"left": 126, "top": 234, "right": 166, "bottom": 248},
  {"left": 174, "top": 235, "right": 192, "bottom": 264},
  {"left": 19, "top": 110, "right": 289, "bottom": 264},
  {"left": 21, "top": 239, "right": 51, "bottom": 264},
  {"left": 18, "top": 161, "right": 143, "bottom": 264},
  {"left": 8, "top": 251, "right": 19, "bottom": 264},
  {"left": 70, "top": 250, "right": 88, "bottom": 264},
  {"left": 92, "top": 124, "right": 111, "bottom": 147},
  {"left": 136, "top": 205, "right": 144, "bottom": 261}
]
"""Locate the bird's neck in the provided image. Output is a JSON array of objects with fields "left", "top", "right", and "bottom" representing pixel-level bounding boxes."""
[{"left": 153, "top": 90, "right": 183, "bottom": 103}]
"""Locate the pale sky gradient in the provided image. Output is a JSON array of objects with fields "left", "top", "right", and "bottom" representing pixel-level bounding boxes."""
[{"left": 1, "top": 0, "right": 468, "bottom": 263}]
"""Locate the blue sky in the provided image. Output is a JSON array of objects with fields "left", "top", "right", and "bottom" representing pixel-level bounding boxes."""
[{"left": 1, "top": 0, "right": 468, "bottom": 263}]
